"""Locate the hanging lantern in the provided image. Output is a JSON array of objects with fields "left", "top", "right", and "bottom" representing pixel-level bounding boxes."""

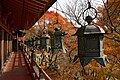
[
  {"left": 50, "top": 1, "right": 67, "bottom": 54},
  {"left": 40, "top": 31, "right": 51, "bottom": 52},
  {"left": 25, "top": 37, "right": 35, "bottom": 47},
  {"left": 29, "top": 38, "right": 35, "bottom": 47},
  {"left": 24, "top": 40, "right": 30, "bottom": 46},
  {"left": 74, "top": 2, "right": 108, "bottom": 67},
  {"left": 52, "top": 28, "right": 66, "bottom": 54},
  {"left": 74, "top": 22, "right": 108, "bottom": 67},
  {"left": 35, "top": 37, "right": 40, "bottom": 49}
]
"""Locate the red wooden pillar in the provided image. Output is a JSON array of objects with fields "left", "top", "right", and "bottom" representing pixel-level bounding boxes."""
[
  {"left": 4, "top": 32, "right": 7, "bottom": 62},
  {"left": 1, "top": 30, "right": 4, "bottom": 69},
  {"left": 0, "top": 30, "right": 1, "bottom": 69},
  {"left": 9, "top": 35, "right": 12, "bottom": 54},
  {"left": 6, "top": 33, "right": 9, "bottom": 58},
  {"left": 12, "top": 33, "right": 17, "bottom": 51}
]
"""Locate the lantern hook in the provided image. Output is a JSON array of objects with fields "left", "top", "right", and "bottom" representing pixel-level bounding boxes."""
[{"left": 83, "top": 1, "right": 97, "bottom": 24}]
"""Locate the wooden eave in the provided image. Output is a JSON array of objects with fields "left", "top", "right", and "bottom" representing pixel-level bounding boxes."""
[{"left": 1, "top": 0, "right": 57, "bottom": 32}]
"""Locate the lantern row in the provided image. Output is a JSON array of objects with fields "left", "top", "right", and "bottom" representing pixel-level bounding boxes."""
[{"left": 24, "top": 28, "right": 67, "bottom": 54}]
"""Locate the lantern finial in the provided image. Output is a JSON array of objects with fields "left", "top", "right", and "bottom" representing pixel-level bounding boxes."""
[{"left": 85, "top": 16, "right": 93, "bottom": 25}]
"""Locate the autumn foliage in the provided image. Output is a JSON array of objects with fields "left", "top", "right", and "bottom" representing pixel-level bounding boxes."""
[{"left": 24, "top": 6, "right": 120, "bottom": 79}]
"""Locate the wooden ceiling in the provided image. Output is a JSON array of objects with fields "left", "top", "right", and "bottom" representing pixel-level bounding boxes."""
[{"left": 1, "top": 0, "right": 56, "bottom": 31}]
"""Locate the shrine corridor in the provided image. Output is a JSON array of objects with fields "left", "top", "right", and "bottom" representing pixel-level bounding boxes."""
[{"left": 0, "top": 51, "right": 31, "bottom": 80}]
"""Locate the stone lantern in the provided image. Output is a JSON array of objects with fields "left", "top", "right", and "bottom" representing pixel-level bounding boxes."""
[
  {"left": 74, "top": 16, "right": 108, "bottom": 67},
  {"left": 51, "top": 28, "right": 66, "bottom": 54}
]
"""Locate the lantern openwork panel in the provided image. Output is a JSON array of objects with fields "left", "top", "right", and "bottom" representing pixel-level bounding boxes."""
[
  {"left": 25, "top": 40, "right": 30, "bottom": 47},
  {"left": 53, "top": 28, "right": 65, "bottom": 49},
  {"left": 35, "top": 38, "right": 41, "bottom": 49},
  {"left": 40, "top": 33, "right": 51, "bottom": 51},
  {"left": 54, "top": 36, "right": 62, "bottom": 49},
  {"left": 79, "top": 34, "right": 104, "bottom": 57},
  {"left": 36, "top": 39, "right": 40, "bottom": 45},
  {"left": 31, "top": 38, "right": 35, "bottom": 47},
  {"left": 51, "top": 28, "right": 67, "bottom": 54}
]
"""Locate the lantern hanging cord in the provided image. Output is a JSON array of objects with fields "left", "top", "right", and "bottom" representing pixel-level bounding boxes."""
[
  {"left": 43, "top": 9, "right": 46, "bottom": 29},
  {"left": 51, "top": 5, "right": 76, "bottom": 28},
  {"left": 56, "top": 0, "right": 58, "bottom": 24},
  {"left": 82, "top": 0, "right": 97, "bottom": 23},
  {"left": 43, "top": 14, "right": 46, "bottom": 29},
  {"left": 88, "top": 0, "right": 91, "bottom": 9}
]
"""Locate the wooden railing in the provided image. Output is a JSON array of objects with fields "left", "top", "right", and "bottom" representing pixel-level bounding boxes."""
[{"left": 22, "top": 45, "right": 52, "bottom": 80}]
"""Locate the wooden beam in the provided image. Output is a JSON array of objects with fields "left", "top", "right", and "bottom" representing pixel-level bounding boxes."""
[
  {"left": 32, "top": 0, "right": 47, "bottom": 6},
  {"left": 6, "top": 3, "right": 41, "bottom": 15},
  {"left": 0, "top": 21, "right": 12, "bottom": 35},
  {"left": 5, "top": 0, "right": 43, "bottom": 13},
  {"left": 28, "top": 0, "right": 57, "bottom": 29},
  {"left": 25, "top": 0, "right": 45, "bottom": 9},
  {"left": 39, "top": 0, "right": 48, "bottom": 4}
]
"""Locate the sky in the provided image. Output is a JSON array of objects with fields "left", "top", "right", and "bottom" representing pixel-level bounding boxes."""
[
  {"left": 35, "top": 0, "right": 105, "bottom": 26},
  {"left": 48, "top": 0, "right": 104, "bottom": 12},
  {"left": 47, "top": 0, "right": 105, "bottom": 27}
]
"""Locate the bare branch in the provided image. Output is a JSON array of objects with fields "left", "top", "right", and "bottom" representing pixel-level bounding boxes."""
[
  {"left": 102, "top": 0, "right": 115, "bottom": 28},
  {"left": 104, "top": 35, "right": 120, "bottom": 42}
]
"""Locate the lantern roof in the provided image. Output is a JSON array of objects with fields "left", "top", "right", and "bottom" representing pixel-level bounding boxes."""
[
  {"left": 41, "top": 34, "right": 50, "bottom": 39},
  {"left": 84, "top": 24, "right": 105, "bottom": 34},
  {"left": 74, "top": 24, "right": 106, "bottom": 36}
]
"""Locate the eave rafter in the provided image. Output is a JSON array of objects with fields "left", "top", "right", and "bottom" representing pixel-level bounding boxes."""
[{"left": 1, "top": 0, "right": 57, "bottom": 31}]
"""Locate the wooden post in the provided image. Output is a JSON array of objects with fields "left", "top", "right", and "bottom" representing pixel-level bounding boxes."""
[
  {"left": 0, "top": 1, "right": 2, "bottom": 18},
  {"left": 6, "top": 33, "right": 9, "bottom": 58},
  {"left": 1, "top": 30, "right": 4, "bottom": 68},
  {"left": 4, "top": 32, "right": 7, "bottom": 63},
  {"left": 17, "top": 33, "right": 18, "bottom": 51},
  {"left": 9, "top": 35, "right": 12, "bottom": 52},
  {"left": 8, "top": 35, "right": 11, "bottom": 53}
]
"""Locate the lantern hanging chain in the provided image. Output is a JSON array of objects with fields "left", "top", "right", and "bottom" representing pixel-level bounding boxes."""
[
  {"left": 53, "top": 1, "right": 77, "bottom": 28},
  {"left": 87, "top": 0, "right": 91, "bottom": 9},
  {"left": 83, "top": 0, "right": 97, "bottom": 22},
  {"left": 42, "top": 7, "right": 47, "bottom": 30},
  {"left": 53, "top": 0, "right": 62, "bottom": 30},
  {"left": 51, "top": 1, "right": 79, "bottom": 28},
  {"left": 43, "top": 12, "right": 46, "bottom": 29},
  {"left": 56, "top": 0, "right": 58, "bottom": 24}
]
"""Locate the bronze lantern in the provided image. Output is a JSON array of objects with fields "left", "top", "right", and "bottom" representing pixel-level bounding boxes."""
[
  {"left": 35, "top": 37, "right": 40, "bottom": 49},
  {"left": 73, "top": 0, "right": 109, "bottom": 67},
  {"left": 25, "top": 40, "right": 31, "bottom": 47},
  {"left": 40, "top": 31, "right": 51, "bottom": 52},
  {"left": 51, "top": 28, "right": 66, "bottom": 54},
  {"left": 74, "top": 15, "right": 108, "bottom": 67}
]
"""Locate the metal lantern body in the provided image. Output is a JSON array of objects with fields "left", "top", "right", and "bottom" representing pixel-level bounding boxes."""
[
  {"left": 30, "top": 38, "right": 35, "bottom": 47},
  {"left": 35, "top": 37, "right": 40, "bottom": 48},
  {"left": 25, "top": 40, "right": 31, "bottom": 47},
  {"left": 52, "top": 28, "right": 66, "bottom": 54},
  {"left": 74, "top": 24, "right": 108, "bottom": 67},
  {"left": 40, "top": 33, "right": 51, "bottom": 52}
]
